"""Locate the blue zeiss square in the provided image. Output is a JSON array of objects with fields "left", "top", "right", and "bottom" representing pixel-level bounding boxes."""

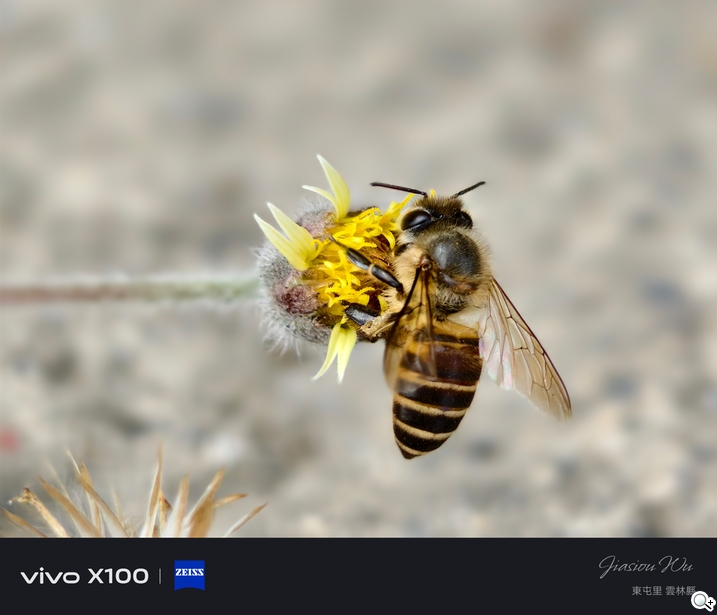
[{"left": 174, "top": 560, "right": 205, "bottom": 590}]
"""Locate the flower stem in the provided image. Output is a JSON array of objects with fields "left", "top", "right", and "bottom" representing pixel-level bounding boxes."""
[{"left": 0, "top": 274, "right": 259, "bottom": 305}]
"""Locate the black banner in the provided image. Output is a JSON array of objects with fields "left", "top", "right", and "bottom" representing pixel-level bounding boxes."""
[{"left": 1, "top": 538, "right": 714, "bottom": 612}]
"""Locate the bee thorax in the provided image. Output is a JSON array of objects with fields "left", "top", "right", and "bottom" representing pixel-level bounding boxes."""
[{"left": 429, "top": 233, "right": 482, "bottom": 279}]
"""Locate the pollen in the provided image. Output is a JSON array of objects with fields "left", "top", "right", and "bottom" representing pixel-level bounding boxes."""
[{"left": 255, "top": 156, "right": 412, "bottom": 380}]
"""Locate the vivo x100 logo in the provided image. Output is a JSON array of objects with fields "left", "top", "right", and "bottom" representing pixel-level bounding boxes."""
[
  {"left": 174, "top": 561, "right": 205, "bottom": 590},
  {"left": 21, "top": 567, "right": 150, "bottom": 585}
]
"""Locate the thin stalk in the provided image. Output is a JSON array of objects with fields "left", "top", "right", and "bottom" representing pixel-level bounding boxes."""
[{"left": 0, "top": 274, "right": 259, "bottom": 305}]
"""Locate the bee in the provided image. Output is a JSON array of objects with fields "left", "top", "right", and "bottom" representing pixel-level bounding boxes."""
[{"left": 340, "top": 180, "right": 571, "bottom": 459}]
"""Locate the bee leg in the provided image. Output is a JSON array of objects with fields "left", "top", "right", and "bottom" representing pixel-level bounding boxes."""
[
  {"left": 344, "top": 303, "right": 380, "bottom": 327},
  {"left": 343, "top": 246, "right": 403, "bottom": 291}
]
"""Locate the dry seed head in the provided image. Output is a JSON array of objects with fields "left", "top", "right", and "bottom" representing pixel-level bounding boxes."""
[{"left": 1, "top": 449, "right": 264, "bottom": 538}]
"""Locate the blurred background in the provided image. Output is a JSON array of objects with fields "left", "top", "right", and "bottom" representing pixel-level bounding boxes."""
[{"left": 1, "top": 0, "right": 717, "bottom": 536}]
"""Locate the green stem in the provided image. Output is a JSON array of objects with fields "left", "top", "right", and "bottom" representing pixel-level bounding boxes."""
[{"left": 0, "top": 274, "right": 259, "bottom": 305}]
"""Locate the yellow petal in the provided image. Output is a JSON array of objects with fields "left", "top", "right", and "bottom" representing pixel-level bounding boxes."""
[
  {"left": 312, "top": 323, "right": 342, "bottom": 380},
  {"left": 302, "top": 185, "right": 337, "bottom": 211},
  {"left": 302, "top": 155, "right": 350, "bottom": 220},
  {"left": 335, "top": 326, "right": 357, "bottom": 382},
  {"left": 254, "top": 214, "right": 310, "bottom": 271},
  {"left": 267, "top": 203, "right": 316, "bottom": 256}
]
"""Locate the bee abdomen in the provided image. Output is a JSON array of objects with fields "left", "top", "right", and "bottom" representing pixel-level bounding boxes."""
[
  {"left": 392, "top": 339, "right": 482, "bottom": 459},
  {"left": 392, "top": 398, "right": 470, "bottom": 459},
  {"left": 402, "top": 335, "right": 480, "bottom": 384}
]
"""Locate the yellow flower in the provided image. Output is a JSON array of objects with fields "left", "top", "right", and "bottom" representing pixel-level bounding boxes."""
[{"left": 254, "top": 156, "right": 412, "bottom": 381}]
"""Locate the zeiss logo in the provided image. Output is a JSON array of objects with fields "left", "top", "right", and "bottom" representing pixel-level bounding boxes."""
[{"left": 174, "top": 561, "right": 205, "bottom": 591}]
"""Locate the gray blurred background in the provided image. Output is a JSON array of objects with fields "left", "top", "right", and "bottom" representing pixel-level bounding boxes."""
[{"left": 1, "top": 0, "right": 717, "bottom": 536}]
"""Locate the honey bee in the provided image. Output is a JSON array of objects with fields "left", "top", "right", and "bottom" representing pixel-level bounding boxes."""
[{"left": 341, "top": 181, "right": 571, "bottom": 459}]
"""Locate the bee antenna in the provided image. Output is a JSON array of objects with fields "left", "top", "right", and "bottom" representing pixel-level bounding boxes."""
[
  {"left": 452, "top": 181, "right": 486, "bottom": 198},
  {"left": 370, "top": 182, "right": 428, "bottom": 197}
]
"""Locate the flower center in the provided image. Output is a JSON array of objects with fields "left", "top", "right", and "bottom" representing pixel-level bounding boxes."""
[{"left": 303, "top": 196, "right": 411, "bottom": 324}]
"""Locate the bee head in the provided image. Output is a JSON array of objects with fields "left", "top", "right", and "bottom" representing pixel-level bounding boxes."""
[
  {"left": 371, "top": 180, "right": 484, "bottom": 234},
  {"left": 401, "top": 198, "right": 473, "bottom": 233}
]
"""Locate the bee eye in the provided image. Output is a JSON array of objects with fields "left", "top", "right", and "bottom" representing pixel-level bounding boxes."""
[
  {"left": 453, "top": 211, "right": 473, "bottom": 229},
  {"left": 401, "top": 209, "right": 433, "bottom": 231}
]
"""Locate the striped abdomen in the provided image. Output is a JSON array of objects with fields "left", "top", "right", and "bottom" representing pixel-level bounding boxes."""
[{"left": 392, "top": 332, "right": 482, "bottom": 459}]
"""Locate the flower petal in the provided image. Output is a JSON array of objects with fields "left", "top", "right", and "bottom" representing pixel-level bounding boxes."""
[
  {"left": 267, "top": 203, "right": 316, "bottom": 256},
  {"left": 254, "top": 214, "right": 310, "bottom": 271},
  {"left": 312, "top": 323, "right": 343, "bottom": 380},
  {"left": 335, "top": 326, "right": 357, "bottom": 382},
  {"left": 302, "top": 185, "right": 337, "bottom": 210},
  {"left": 311, "top": 324, "right": 357, "bottom": 382},
  {"left": 317, "top": 155, "right": 351, "bottom": 219},
  {"left": 302, "top": 156, "right": 350, "bottom": 220}
]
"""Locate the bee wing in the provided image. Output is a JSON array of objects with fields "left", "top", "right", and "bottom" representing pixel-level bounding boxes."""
[
  {"left": 478, "top": 278, "right": 571, "bottom": 420},
  {"left": 383, "top": 267, "right": 437, "bottom": 390}
]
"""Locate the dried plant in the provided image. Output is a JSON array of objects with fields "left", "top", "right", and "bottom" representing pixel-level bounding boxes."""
[{"left": 2, "top": 449, "right": 265, "bottom": 538}]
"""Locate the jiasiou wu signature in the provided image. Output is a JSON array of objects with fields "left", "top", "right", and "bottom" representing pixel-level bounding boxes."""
[{"left": 598, "top": 555, "right": 694, "bottom": 579}]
